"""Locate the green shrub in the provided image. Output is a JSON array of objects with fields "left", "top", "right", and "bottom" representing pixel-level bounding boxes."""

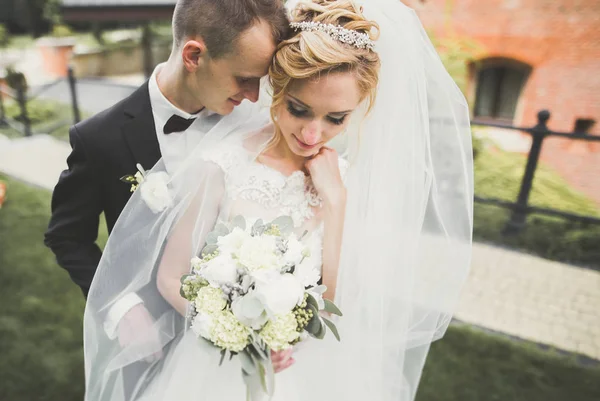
[
  {"left": 0, "top": 24, "right": 10, "bottom": 48},
  {"left": 51, "top": 24, "right": 74, "bottom": 38},
  {"left": 5, "top": 100, "right": 59, "bottom": 125},
  {"left": 4, "top": 68, "right": 28, "bottom": 91},
  {"left": 474, "top": 146, "right": 600, "bottom": 268}
]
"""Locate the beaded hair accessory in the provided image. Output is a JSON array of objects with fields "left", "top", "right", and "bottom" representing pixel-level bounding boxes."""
[{"left": 289, "top": 21, "right": 375, "bottom": 51}]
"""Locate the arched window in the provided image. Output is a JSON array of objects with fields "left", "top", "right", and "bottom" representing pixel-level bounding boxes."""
[{"left": 474, "top": 59, "right": 530, "bottom": 122}]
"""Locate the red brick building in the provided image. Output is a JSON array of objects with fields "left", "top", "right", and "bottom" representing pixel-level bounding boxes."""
[{"left": 403, "top": 0, "right": 600, "bottom": 204}]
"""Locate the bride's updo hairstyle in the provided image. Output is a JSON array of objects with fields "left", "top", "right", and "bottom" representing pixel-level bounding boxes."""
[{"left": 268, "top": 0, "right": 381, "bottom": 130}]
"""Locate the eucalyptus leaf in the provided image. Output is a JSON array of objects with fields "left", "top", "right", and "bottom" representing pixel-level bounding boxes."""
[
  {"left": 219, "top": 349, "right": 227, "bottom": 366},
  {"left": 305, "top": 293, "right": 320, "bottom": 311},
  {"left": 324, "top": 299, "right": 343, "bottom": 316},
  {"left": 201, "top": 244, "right": 218, "bottom": 257},
  {"left": 205, "top": 232, "right": 219, "bottom": 245},
  {"left": 322, "top": 317, "right": 341, "bottom": 341},
  {"left": 232, "top": 215, "right": 246, "bottom": 230},
  {"left": 314, "top": 317, "right": 326, "bottom": 339},
  {"left": 251, "top": 219, "right": 264, "bottom": 236},
  {"left": 270, "top": 216, "right": 294, "bottom": 235},
  {"left": 214, "top": 223, "right": 230, "bottom": 237},
  {"left": 249, "top": 342, "right": 269, "bottom": 361},
  {"left": 179, "top": 286, "right": 186, "bottom": 298},
  {"left": 258, "top": 362, "right": 267, "bottom": 392},
  {"left": 304, "top": 304, "right": 322, "bottom": 336},
  {"left": 239, "top": 350, "right": 257, "bottom": 375}
]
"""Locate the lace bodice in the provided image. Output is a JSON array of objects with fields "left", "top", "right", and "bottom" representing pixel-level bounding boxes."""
[{"left": 204, "top": 144, "right": 348, "bottom": 229}]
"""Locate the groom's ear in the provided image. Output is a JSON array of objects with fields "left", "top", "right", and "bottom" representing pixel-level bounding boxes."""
[{"left": 181, "top": 39, "right": 208, "bottom": 72}]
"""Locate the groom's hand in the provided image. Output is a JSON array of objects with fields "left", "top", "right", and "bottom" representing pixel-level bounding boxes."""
[
  {"left": 117, "top": 304, "right": 164, "bottom": 363},
  {"left": 271, "top": 348, "right": 295, "bottom": 373}
]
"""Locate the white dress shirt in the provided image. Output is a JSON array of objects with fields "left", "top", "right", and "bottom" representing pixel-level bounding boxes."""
[{"left": 103, "top": 63, "right": 222, "bottom": 339}]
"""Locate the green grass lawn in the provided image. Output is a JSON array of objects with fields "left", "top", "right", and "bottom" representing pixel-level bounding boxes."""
[
  {"left": 419, "top": 324, "right": 600, "bottom": 401},
  {"left": 473, "top": 141, "right": 600, "bottom": 269},
  {"left": 0, "top": 98, "right": 88, "bottom": 141},
  {"left": 1, "top": 174, "right": 599, "bottom": 400}
]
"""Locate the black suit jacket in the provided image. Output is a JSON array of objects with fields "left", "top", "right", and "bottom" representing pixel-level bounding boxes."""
[{"left": 45, "top": 82, "right": 162, "bottom": 297}]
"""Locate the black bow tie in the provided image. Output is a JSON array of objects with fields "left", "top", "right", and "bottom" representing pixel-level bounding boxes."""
[{"left": 163, "top": 115, "right": 196, "bottom": 135}]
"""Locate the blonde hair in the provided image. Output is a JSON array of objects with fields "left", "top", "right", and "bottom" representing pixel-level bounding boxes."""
[{"left": 267, "top": 0, "right": 381, "bottom": 148}]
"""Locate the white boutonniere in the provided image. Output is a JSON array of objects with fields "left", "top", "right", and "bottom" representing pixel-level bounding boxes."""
[{"left": 120, "top": 164, "right": 173, "bottom": 213}]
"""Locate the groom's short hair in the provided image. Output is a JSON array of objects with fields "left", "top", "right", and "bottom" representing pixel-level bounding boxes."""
[{"left": 172, "top": 0, "right": 289, "bottom": 58}]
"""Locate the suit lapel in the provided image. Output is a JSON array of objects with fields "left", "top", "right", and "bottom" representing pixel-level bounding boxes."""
[{"left": 121, "top": 82, "right": 162, "bottom": 171}]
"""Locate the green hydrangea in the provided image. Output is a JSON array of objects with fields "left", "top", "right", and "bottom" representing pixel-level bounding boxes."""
[
  {"left": 264, "top": 224, "right": 282, "bottom": 236},
  {"left": 201, "top": 249, "right": 220, "bottom": 262},
  {"left": 210, "top": 310, "right": 251, "bottom": 352},
  {"left": 194, "top": 286, "right": 227, "bottom": 314},
  {"left": 259, "top": 312, "right": 300, "bottom": 351},
  {"left": 181, "top": 275, "right": 208, "bottom": 301}
]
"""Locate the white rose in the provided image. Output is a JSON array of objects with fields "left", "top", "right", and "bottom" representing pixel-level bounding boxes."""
[
  {"left": 237, "top": 235, "right": 280, "bottom": 271},
  {"left": 139, "top": 172, "right": 173, "bottom": 213},
  {"left": 201, "top": 254, "right": 238, "bottom": 285},
  {"left": 293, "top": 258, "right": 321, "bottom": 288},
  {"left": 231, "top": 291, "right": 269, "bottom": 330},
  {"left": 283, "top": 234, "right": 304, "bottom": 266},
  {"left": 255, "top": 273, "right": 305, "bottom": 316},
  {"left": 191, "top": 313, "right": 214, "bottom": 340},
  {"left": 217, "top": 227, "right": 249, "bottom": 257}
]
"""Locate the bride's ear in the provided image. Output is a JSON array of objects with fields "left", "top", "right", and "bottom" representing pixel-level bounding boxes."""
[{"left": 181, "top": 39, "right": 208, "bottom": 72}]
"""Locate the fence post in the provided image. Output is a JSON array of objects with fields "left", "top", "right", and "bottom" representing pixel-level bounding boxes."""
[
  {"left": 16, "top": 83, "right": 31, "bottom": 137},
  {"left": 67, "top": 65, "right": 81, "bottom": 124},
  {"left": 503, "top": 110, "right": 550, "bottom": 235},
  {"left": 141, "top": 23, "right": 153, "bottom": 79},
  {"left": 0, "top": 87, "right": 6, "bottom": 127}
]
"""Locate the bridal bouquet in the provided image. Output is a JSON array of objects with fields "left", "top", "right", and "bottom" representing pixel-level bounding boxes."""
[{"left": 180, "top": 215, "right": 342, "bottom": 398}]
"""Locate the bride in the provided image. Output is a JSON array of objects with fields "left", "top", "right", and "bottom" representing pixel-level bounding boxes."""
[{"left": 83, "top": 0, "right": 474, "bottom": 400}]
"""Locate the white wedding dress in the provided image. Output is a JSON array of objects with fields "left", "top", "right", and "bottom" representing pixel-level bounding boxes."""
[{"left": 137, "top": 139, "right": 348, "bottom": 401}]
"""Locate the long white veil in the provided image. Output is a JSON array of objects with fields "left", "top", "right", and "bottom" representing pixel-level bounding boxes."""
[{"left": 83, "top": 0, "right": 473, "bottom": 400}]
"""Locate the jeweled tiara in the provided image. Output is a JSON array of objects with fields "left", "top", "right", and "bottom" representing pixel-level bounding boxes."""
[{"left": 289, "top": 21, "right": 375, "bottom": 51}]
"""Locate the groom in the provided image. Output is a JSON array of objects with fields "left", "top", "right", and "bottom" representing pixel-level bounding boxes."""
[{"left": 45, "top": 0, "right": 292, "bottom": 376}]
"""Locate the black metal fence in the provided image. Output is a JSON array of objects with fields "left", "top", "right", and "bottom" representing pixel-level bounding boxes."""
[
  {"left": 2, "top": 73, "right": 599, "bottom": 236},
  {"left": 472, "top": 110, "right": 600, "bottom": 235},
  {"left": 0, "top": 66, "right": 81, "bottom": 136}
]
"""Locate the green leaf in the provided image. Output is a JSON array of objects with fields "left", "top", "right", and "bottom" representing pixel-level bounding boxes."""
[
  {"left": 239, "top": 350, "right": 257, "bottom": 375},
  {"left": 258, "top": 362, "right": 267, "bottom": 392},
  {"left": 214, "top": 223, "right": 230, "bottom": 237},
  {"left": 119, "top": 175, "right": 135, "bottom": 183},
  {"left": 251, "top": 219, "right": 264, "bottom": 236},
  {"left": 305, "top": 293, "right": 319, "bottom": 311},
  {"left": 314, "top": 317, "right": 326, "bottom": 339},
  {"left": 324, "top": 299, "right": 343, "bottom": 316},
  {"left": 232, "top": 215, "right": 246, "bottom": 230},
  {"left": 248, "top": 342, "right": 269, "bottom": 361},
  {"left": 205, "top": 232, "right": 218, "bottom": 244},
  {"left": 179, "top": 274, "right": 192, "bottom": 284},
  {"left": 270, "top": 216, "right": 294, "bottom": 235},
  {"left": 219, "top": 349, "right": 227, "bottom": 366},
  {"left": 322, "top": 317, "right": 341, "bottom": 341},
  {"left": 201, "top": 244, "right": 218, "bottom": 257},
  {"left": 304, "top": 304, "right": 323, "bottom": 337}
]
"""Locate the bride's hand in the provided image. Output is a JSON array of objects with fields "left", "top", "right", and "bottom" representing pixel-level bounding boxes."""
[
  {"left": 305, "top": 147, "right": 346, "bottom": 207},
  {"left": 117, "top": 304, "right": 164, "bottom": 363},
  {"left": 271, "top": 348, "right": 295, "bottom": 373}
]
